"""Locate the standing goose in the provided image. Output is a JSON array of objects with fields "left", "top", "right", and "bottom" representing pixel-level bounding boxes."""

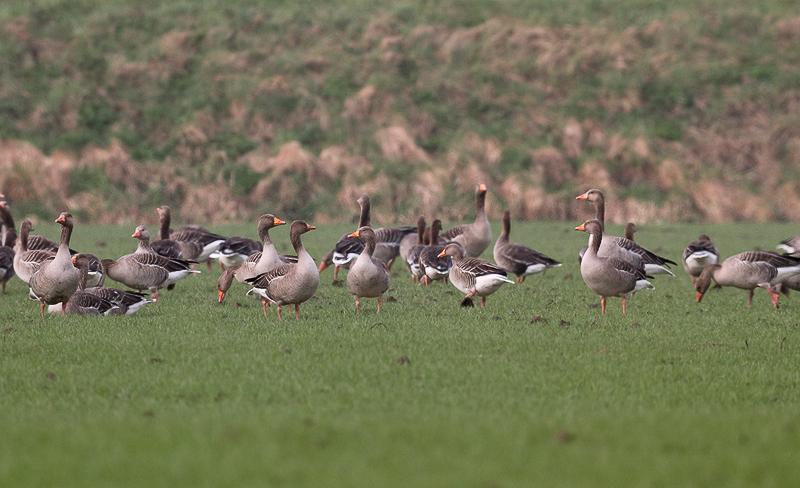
[
  {"left": 29, "top": 212, "right": 80, "bottom": 316},
  {"left": 441, "top": 183, "right": 492, "bottom": 257},
  {"left": 0, "top": 202, "right": 15, "bottom": 292},
  {"left": 346, "top": 226, "right": 390, "bottom": 313},
  {"left": 575, "top": 189, "right": 676, "bottom": 276},
  {"left": 245, "top": 220, "right": 320, "bottom": 320},
  {"left": 694, "top": 251, "right": 800, "bottom": 308},
  {"left": 399, "top": 217, "right": 424, "bottom": 265},
  {"left": 776, "top": 236, "right": 800, "bottom": 257},
  {"left": 493, "top": 210, "right": 561, "bottom": 283},
  {"left": 405, "top": 216, "right": 428, "bottom": 282},
  {"left": 103, "top": 225, "right": 197, "bottom": 301},
  {"left": 419, "top": 219, "right": 452, "bottom": 285},
  {"left": 213, "top": 236, "right": 261, "bottom": 269},
  {"left": 437, "top": 242, "right": 513, "bottom": 308},
  {"left": 152, "top": 206, "right": 202, "bottom": 260},
  {"left": 13, "top": 220, "right": 55, "bottom": 284},
  {"left": 683, "top": 234, "right": 720, "bottom": 285},
  {"left": 159, "top": 205, "right": 226, "bottom": 264},
  {"left": 216, "top": 214, "right": 295, "bottom": 303},
  {"left": 49, "top": 253, "right": 152, "bottom": 315},
  {"left": 576, "top": 219, "right": 654, "bottom": 316}
]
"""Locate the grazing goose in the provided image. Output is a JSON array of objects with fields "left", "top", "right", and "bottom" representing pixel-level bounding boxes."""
[
  {"left": 0, "top": 202, "right": 15, "bottom": 292},
  {"left": 159, "top": 205, "right": 225, "bottom": 264},
  {"left": 776, "top": 236, "right": 800, "bottom": 257},
  {"left": 346, "top": 226, "right": 390, "bottom": 313},
  {"left": 419, "top": 219, "right": 452, "bottom": 285},
  {"left": 405, "top": 216, "right": 427, "bottom": 282},
  {"left": 213, "top": 236, "right": 261, "bottom": 269},
  {"left": 216, "top": 214, "right": 295, "bottom": 303},
  {"left": 49, "top": 253, "right": 152, "bottom": 315},
  {"left": 245, "top": 221, "right": 320, "bottom": 320},
  {"left": 437, "top": 242, "right": 513, "bottom": 308},
  {"left": 29, "top": 212, "right": 81, "bottom": 316},
  {"left": 493, "top": 210, "right": 561, "bottom": 283},
  {"left": 13, "top": 220, "right": 55, "bottom": 284},
  {"left": 103, "top": 225, "right": 198, "bottom": 301},
  {"left": 442, "top": 183, "right": 492, "bottom": 257},
  {"left": 683, "top": 234, "right": 720, "bottom": 285},
  {"left": 575, "top": 189, "right": 676, "bottom": 276},
  {"left": 576, "top": 219, "right": 654, "bottom": 316},
  {"left": 694, "top": 251, "right": 800, "bottom": 309}
]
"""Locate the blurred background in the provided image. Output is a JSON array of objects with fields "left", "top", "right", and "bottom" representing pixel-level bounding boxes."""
[{"left": 0, "top": 0, "right": 798, "bottom": 225}]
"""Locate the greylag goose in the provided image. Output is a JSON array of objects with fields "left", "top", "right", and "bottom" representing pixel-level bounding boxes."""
[
  {"left": 159, "top": 205, "right": 225, "bottom": 264},
  {"left": 494, "top": 210, "right": 561, "bottom": 283},
  {"left": 29, "top": 212, "right": 80, "bottom": 316},
  {"left": 405, "top": 216, "right": 427, "bottom": 282},
  {"left": 437, "top": 242, "right": 513, "bottom": 308},
  {"left": 103, "top": 225, "right": 198, "bottom": 301},
  {"left": 419, "top": 219, "right": 452, "bottom": 285},
  {"left": 576, "top": 219, "right": 654, "bottom": 316},
  {"left": 683, "top": 234, "right": 720, "bottom": 285},
  {"left": 152, "top": 206, "right": 202, "bottom": 260},
  {"left": 441, "top": 183, "right": 492, "bottom": 257},
  {"left": 0, "top": 200, "right": 75, "bottom": 255},
  {"left": 399, "top": 217, "right": 424, "bottom": 264},
  {"left": 624, "top": 222, "right": 637, "bottom": 241},
  {"left": 49, "top": 253, "right": 152, "bottom": 315},
  {"left": 0, "top": 202, "right": 15, "bottom": 292},
  {"left": 13, "top": 220, "right": 55, "bottom": 284},
  {"left": 324, "top": 195, "right": 415, "bottom": 281},
  {"left": 245, "top": 220, "right": 319, "bottom": 320},
  {"left": 694, "top": 251, "right": 800, "bottom": 308},
  {"left": 776, "top": 236, "right": 800, "bottom": 257},
  {"left": 78, "top": 252, "right": 105, "bottom": 288},
  {"left": 346, "top": 226, "right": 390, "bottom": 313},
  {"left": 575, "top": 189, "right": 676, "bottom": 276},
  {"left": 212, "top": 236, "right": 261, "bottom": 269},
  {"left": 216, "top": 214, "right": 296, "bottom": 303}
]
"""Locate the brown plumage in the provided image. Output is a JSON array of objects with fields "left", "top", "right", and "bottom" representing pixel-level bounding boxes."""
[
  {"left": 29, "top": 212, "right": 80, "bottom": 316},
  {"left": 441, "top": 183, "right": 492, "bottom": 257},
  {"left": 493, "top": 210, "right": 561, "bottom": 283}
]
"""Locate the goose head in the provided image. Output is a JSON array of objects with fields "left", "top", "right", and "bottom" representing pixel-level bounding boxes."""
[
  {"left": 694, "top": 265, "right": 721, "bottom": 302},
  {"left": 574, "top": 219, "right": 603, "bottom": 235},
  {"left": 55, "top": 212, "right": 73, "bottom": 226},
  {"left": 131, "top": 225, "right": 151, "bottom": 240},
  {"left": 437, "top": 242, "right": 466, "bottom": 259}
]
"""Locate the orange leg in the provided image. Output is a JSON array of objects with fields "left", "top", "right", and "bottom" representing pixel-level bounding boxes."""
[
  {"left": 747, "top": 289, "right": 754, "bottom": 307},
  {"left": 768, "top": 288, "right": 781, "bottom": 309},
  {"left": 39, "top": 302, "right": 46, "bottom": 317},
  {"left": 600, "top": 297, "right": 607, "bottom": 315},
  {"left": 294, "top": 303, "right": 300, "bottom": 320},
  {"left": 480, "top": 296, "right": 486, "bottom": 308},
  {"left": 355, "top": 297, "right": 361, "bottom": 314},
  {"left": 276, "top": 305, "right": 283, "bottom": 320},
  {"left": 261, "top": 299, "right": 270, "bottom": 318},
  {"left": 621, "top": 296, "right": 628, "bottom": 316},
  {"left": 333, "top": 266, "right": 340, "bottom": 283},
  {"left": 377, "top": 296, "right": 382, "bottom": 313}
]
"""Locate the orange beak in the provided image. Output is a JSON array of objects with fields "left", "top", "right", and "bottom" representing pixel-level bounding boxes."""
[
  {"left": 71, "top": 255, "right": 78, "bottom": 266},
  {"left": 574, "top": 223, "right": 586, "bottom": 231},
  {"left": 318, "top": 261, "right": 329, "bottom": 272},
  {"left": 307, "top": 225, "right": 316, "bottom": 231},
  {"left": 575, "top": 191, "right": 590, "bottom": 201},
  {"left": 217, "top": 290, "right": 226, "bottom": 304},
  {"left": 274, "top": 217, "right": 286, "bottom": 225},
  {"left": 695, "top": 291, "right": 704, "bottom": 303},
  {"left": 132, "top": 230, "right": 141, "bottom": 238},
  {"left": 347, "top": 230, "right": 360, "bottom": 238},
  {"left": 437, "top": 249, "right": 446, "bottom": 258},
  {"left": 478, "top": 183, "right": 487, "bottom": 192}
]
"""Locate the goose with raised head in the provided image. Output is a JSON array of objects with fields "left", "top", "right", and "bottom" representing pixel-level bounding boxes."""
[
  {"left": 575, "top": 189, "right": 676, "bottom": 276},
  {"left": 245, "top": 221, "right": 320, "bottom": 320},
  {"left": 103, "top": 225, "right": 197, "bottom": 301},
  {"left": 576, "top": 219, "right": 654, "bottom": 316},
  {"left": 441, "top": 183, "right": 492, "bottom": 257},
  {"left": 405, "top": 216, "right": 428, "bottom": 282},
  {"left": 624, "top": 222, "right": 637, "bottom": 241},
  {"left": 683, "top": 234, "right": 720, "bottom": 285},
  {"left": 216, "top": 214, "right": 296, "bottom": 303},
  {"left": 13, "top": 220, "right": 55, "bottom": 284},
  {"left": 437, "top": 242, "right": 513, "bottom": 308},
  {"left": 29, "top": 212, "right": 80, "bottom": 316},
  {"left": 49, "top": 253, "right": 153, "bottom": 315},
  {"left": 159, "top": 205, "right": 226, "bottom": 264},
  {"left": 152, "top": 206, "right": 202, "bottom": 260},
  {"left": 494, "top": 210, "right": 561, "bottom": 283},
  {"left": 0, "top": 201, "right": 15, "bottom": 292},
  {"left": 419, "top": 219, "right": 452, "bottom": 285},
  {"left": 694, "top": 251, "right": 800, "bottom": 309},
  {"left": 346, "top": 226, "right": 390, "bottom": 313}
]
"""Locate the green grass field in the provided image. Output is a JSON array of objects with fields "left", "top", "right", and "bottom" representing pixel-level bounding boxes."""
[{"left": 1, "top": 220, "right": 799, "bottom": 487}]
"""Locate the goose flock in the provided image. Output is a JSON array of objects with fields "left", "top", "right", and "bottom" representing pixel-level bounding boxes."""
[{"left": 2, "top": 185, "right": 800, "bottom": 319}]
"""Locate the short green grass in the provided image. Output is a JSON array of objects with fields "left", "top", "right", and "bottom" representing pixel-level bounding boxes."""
[{"left": 1, "top": 221, "right": 799, "bottom": 487}]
